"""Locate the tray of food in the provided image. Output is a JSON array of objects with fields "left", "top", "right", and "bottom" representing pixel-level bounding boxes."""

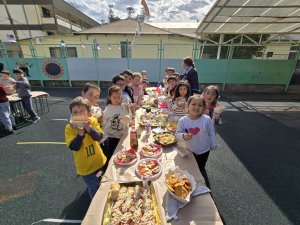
[
  {"left": 113, "top": 149, "right": 138, "bottom": 166},
  {"left": 165, "top": 167, "right": 196, "bottom": 203},
  {"left": 102, "top": 181, "right": 162, "bottom": 225},
  {"left": 153, "top": 132, "right": 178, "bottom": 147},
  {"left": 140, "top": 143, "right": 163, "bottom": 158},
  {"left": 166, "top": 122, "right": 177, "bottom": 133},
  {"left": 136, "top": 158, "right": 162, "bottom": 180}
]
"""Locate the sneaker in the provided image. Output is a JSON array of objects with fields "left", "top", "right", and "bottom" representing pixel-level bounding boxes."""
[
  {"left": 31, "top": 117, "right": 40, "bottom": 124},
  {"left": 12, "top": 126, "right": 17, "bottom": 130},
  {"left": 5, "top": 129, "right": 15, "bottom": 135}
]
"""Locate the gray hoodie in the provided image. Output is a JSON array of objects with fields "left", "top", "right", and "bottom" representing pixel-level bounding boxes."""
[{"left": 16, "top": 77, "right": 31, "bottom": 98}]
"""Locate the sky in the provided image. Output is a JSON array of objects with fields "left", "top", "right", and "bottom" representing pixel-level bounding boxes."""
[{"left": 64, "top": 0, "right": 215, "bottom": 23}]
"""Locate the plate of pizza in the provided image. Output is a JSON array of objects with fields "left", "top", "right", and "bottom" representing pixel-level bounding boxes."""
[
  {"left": 140, "top": 143, "right": 163, "bottom": 158},
  {"left": 113, "top": 149, "right": 138, "bottom": 166},
  {"left": 136, "top": 158, "right": 162, "bottom": 180}
]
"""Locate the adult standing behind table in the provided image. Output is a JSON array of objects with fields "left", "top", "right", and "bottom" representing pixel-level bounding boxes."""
[{"left": 181, "top": 57, "right": 200, "bottom": 95}]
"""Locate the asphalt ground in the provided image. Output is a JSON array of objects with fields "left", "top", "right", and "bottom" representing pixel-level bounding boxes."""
[{"left": 0, "top": 88, "right": 299, "bottom": 225}]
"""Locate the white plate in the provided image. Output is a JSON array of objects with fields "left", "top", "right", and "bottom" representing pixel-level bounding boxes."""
[
  {"left": 165, "top": 167, "right": 196, "bottom": 203},
  {"left": 113, "top": 150, "right": 138, "bottom": 166},
  {"left": 135, "top": 158, "right": 162, "bottom": 181}
]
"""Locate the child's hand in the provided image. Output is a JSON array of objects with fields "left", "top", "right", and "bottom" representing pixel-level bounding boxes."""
[
  {"left": 130, "top": 103, "right": 136, "bottom": 112},
  {"left": 183, "top": 132, "right": 193, "bottom": 140},
  {"left": 83, "top": 118, "right": 92, "bottom": 132},
  {"left": 70, "top": 123, "right": 85, "bottom": 136},
  {"left": 215, "top": 113, "right": 221, "bottom": 120}
]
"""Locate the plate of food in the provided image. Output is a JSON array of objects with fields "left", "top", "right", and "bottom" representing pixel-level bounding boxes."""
[
  {"left": 136, "top": 158, "right": 162, "bottom": 180},
  {"left": 166, "top": 122, "right": 177, "bottom": 133},
  {"left": 69, "top": 115, "right": 89, "bottom": 128},
  {"left": 165, "top": 167, "right": 196, "bottom": 203},
  {"left": 113, "top": 149, "right": 138, "bottom": 166},
  {"left": 102, "top": 182, "right": 162, "bottom": 225},
  {"left": 153, "top": 132, "right": 178, "bottom": 146},
  {"left": 140, "top": 118, "right": 167, "bottom": 127},
  {"left": 140, "top": 143, "right": 163, "bottom": 158}
]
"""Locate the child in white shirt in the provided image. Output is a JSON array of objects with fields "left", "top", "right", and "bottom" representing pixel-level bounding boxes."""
[
  {"left": 103, "top": 86, "right": 131, "bottom": 162},
  {"left": 175, "top": 95, "right": 217, "bottom": 187}
]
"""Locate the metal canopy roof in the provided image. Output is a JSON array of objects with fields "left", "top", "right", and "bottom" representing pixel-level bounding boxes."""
[{"left": 196, "top": 0, "right": 300, "bottom": 34}]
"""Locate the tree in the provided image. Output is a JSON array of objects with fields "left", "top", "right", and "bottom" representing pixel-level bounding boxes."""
[
  {"left": 108, "top": 4, "right": 120, "bottom": 23},
  {"left": 126, "top": 6, "right": 135, "bottom": 18},
  {"left": 136, "top": 8, "right": 145, "bottom": 22}
]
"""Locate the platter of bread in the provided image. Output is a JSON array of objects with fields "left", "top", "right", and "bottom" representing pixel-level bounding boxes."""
[{"left": 102, "top": 182, "right": 161, "bottom": 225}]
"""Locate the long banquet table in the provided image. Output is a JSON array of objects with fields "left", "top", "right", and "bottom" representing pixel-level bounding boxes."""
[{"left": 82, "top": 109, "right": 223, "bottom": 225}]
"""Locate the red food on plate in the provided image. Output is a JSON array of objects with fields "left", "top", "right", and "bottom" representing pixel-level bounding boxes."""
[
  {"left": 140, "top": 143, "right": 162, "bottom": 157},
  {"left": 137, "top": 159, "right": 161, "bottom": 177},
  {"left": 114, "top": 149, "right": 137, "bottom": 165}
]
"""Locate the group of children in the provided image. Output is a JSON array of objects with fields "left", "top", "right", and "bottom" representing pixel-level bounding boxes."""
[
  {"left": 161, "top": 68, "right": 221, "bottom": 187},
  {"left": 0, "top": 68, "right": 40, "bottom": 135},
  {"left": 65, "top": 70, "right": 148, "bottom": 198},
  {"left": 65, "top": 68, "right": 222, "bottom": 198}
]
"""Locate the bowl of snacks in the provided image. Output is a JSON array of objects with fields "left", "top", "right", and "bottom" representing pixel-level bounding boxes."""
[{"left": 165, "top": 167, "right": 196, "bottom": 203}]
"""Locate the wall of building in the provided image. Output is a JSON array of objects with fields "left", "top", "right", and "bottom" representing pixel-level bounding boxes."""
[
  {"left": 18, "top": 33, "right": 196, "bottom": 58},
  {"left": 0, "top": 57, "right": 295, "bottom": 89}
]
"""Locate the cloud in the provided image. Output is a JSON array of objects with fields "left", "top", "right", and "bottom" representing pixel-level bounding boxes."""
[{"left": 64, "top": 0, "right": 213, "bottom": 23}]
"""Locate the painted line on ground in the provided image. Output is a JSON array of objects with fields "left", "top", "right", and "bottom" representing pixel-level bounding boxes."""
[
  {"left": 17, "top": 142, "right": 65, "bottom": 145},
  {"left": 51, "top": 119, "right": 69, "bottom": 121},
  {"left": 31, "top": 218, "right": 81, "bottom": 224}
]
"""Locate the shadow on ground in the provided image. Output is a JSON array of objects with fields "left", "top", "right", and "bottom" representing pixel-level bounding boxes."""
[
  {"left": 215, "top": 110, "right": 300, "bottom": 225},
  {"left": 59, "top": 190, "right": 91, "bottom": 223}
]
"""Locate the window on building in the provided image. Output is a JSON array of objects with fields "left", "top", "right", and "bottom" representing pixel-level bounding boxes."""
[
  {"left": 120, "top": 41, "right": 131, "bottom": 58},
  {"left": 266, "top": 52, "right": 273, "bottom": 58},
  {"left": 47, "top": 31, "right": 55, "bottom": 36},
  {"left": 255, "top": 51, "right": 263, "bottom": 57},
  {"left": 42, "top": 7, "right": 51, "bottom": 18},
  {"left": 49, "top": 47, "right": 77, "bottom": 58}
]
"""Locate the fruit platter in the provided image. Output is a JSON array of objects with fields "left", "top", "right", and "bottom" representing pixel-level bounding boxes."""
[{"left": 113, "top": 149, "right": 138, "bottom": 166}]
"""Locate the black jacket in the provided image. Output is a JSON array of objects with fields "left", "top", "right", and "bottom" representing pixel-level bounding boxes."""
[
  {"left": 124, "top": 85, "right": 134, "bottom": 103},
  {"left": 182, "top": 67, "right": 199, "bottom": 95}
]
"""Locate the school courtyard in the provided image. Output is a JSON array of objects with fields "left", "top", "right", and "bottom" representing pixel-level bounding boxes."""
[{"left": 0, "top": 87, "right": 299, "bottom": 225}]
